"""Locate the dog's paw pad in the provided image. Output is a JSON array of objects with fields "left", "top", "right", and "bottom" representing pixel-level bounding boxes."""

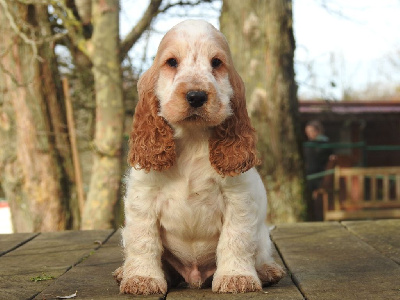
[
  {"left": 213, "top": 275, "right": 262, "bottom": 293},
  {"left": 257, "top": 263, "right": 286, "bottom": 285},
  {"left": 120, "top": 276, "right": 167, "bottom": 295}
]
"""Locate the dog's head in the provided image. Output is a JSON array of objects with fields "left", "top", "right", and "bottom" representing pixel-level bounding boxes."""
[{"left": 128, "top": 20, "right": 260, "bottom": 176}]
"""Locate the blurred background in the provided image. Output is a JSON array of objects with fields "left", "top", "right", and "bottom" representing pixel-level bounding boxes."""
[{"left": 1, "top": 0, "right": 399, "bottom": 233}]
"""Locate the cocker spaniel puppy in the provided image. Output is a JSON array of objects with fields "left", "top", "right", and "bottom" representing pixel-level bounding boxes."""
[{"left": 114, "top": 19, "right": 284, "bottom": 295}]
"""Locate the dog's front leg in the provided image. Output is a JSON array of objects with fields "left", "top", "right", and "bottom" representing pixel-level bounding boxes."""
[
  {"left": 212, "top": 190, "right": 262, "bottom": 293},
  {"left": 114, "top": 187, "right": 167, "bottom": 295}
]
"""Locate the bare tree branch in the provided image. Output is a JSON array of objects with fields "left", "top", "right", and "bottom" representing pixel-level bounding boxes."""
[
  {"left": 0, "top": 0, "right": 41, "bottom": 61},
  {"left": 119, "top": 0, "right": 217, "bottom": 61},
  {"left": 51, "top": 0, "right": 91, "bottom": 58},
  {"left": 159, "top": 0, "right": 213, "bottom": 13},
  {"left": 15, "top": 0, "right": 49, "bottom": 4},
  {"left": 0, "top": 0, "right": 42, "bottom": 86},
  {"left": 15, "top": 0, "right": 91, "bottom": 59},
  {"left": 75, "top": 0, "right": 91, "bottom": 24},
  {"left": 120, "top": 0, "right": 163, "bottom": 62}
]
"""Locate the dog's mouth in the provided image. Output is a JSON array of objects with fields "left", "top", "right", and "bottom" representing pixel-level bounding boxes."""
[
  {"left": 169, "top": 97, "right": 227, "bottom": 127},
  {"left": 183, "top": 115, "right": 204, "bottom": 122},
  {"left": 178, "top": 107, "right": 228, "bottom": 127},
  {"left": 179, "top": 108, "right": 212, "bottom": 123}
]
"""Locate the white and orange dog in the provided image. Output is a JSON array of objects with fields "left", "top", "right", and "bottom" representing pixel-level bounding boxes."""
[{"left": 114, "top": 19, "right": 284, "bottom": 295}]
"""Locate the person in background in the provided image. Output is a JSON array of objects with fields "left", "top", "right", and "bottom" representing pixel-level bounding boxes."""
[{"left": 304, "top": 120, "right": 333, "bottom": 198}]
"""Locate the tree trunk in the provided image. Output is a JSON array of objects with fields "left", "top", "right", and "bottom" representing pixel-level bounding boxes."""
[
  {"left": 0, "top": 3, "right": 76, "bottom": 231},
  {"left": 81, "top": 0, "right": 124, "bottom": 229},
  {"left": 220, "top": 0, "right": 305, "bottom": 223}
]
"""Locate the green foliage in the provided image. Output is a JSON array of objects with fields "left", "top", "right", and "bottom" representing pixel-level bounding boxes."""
[{"left": 30, "top": 273, "right": 55, "bottom": 282}]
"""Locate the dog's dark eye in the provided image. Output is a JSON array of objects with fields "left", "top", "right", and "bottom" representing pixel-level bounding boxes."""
[
  {"left": 166, "top": 58, "right": 178, "bottom": 68},
  {"left": 211, "top": 58, "right": 222, "bottom": 69}
]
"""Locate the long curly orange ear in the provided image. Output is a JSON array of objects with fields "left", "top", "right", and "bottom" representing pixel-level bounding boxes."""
[
  {"left": 209, "top": 69, "right": 261, "bottom": 176},
  {"left": 128, "top": 65, "right": 175, "bottom": 172}
]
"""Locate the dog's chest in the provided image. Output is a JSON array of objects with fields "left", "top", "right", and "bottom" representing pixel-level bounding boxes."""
[
  {"left": 157, "top": 164, "right": 224, "bottom": 240},
  {"left": 155, "top": 146, "right": 224, "bottom": 264}
]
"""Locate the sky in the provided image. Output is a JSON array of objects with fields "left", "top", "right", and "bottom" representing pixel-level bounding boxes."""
[
  {"left": 120, "top": 0, "right": 400, "bottom": 100},
  {"left": 293, "top": 0, "right": 400, "bottom": 99}
]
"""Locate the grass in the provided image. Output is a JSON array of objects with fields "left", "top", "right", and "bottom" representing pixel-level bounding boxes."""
[{"left": 30, "top": 273, "right": 55, "bottom": 282}]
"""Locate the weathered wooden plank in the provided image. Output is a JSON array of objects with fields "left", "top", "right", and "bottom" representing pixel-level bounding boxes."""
[
  {"left": 167, "top": 243, "right": 303, "bottom": 300},
  {"left": 37, "top": 231, "right": 302, "bottom": 300},
  {"left": 167, "top": 277, "right": 302, "bottom": 300},
  {"left": 0, "top": 232, "right": 39, "bottom": 256},
  {"left": 0, "top": 230, "right": 114, "bottom": 300},
  {"left": 35, "top": 230, "right": 163, "bottom": 300},
  {"left": 383, "top": 175, "right": 390, "bottom": 201},
  {"left": 371, "top": 176, "right": 377, "bottom": 202},
  {"left": 343, "top": 219, "right": 400, "bottom": 265},
  {"left": 271, "top": 222, "right": 400, "bottom": 300},
  {"left": 325, "top": 209, "right": 400, "bottom": 221},
  {"left": 167, "top": 289, "right": 268, "bottom": 299}
]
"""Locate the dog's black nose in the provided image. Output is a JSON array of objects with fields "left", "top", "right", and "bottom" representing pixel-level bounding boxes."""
[{"left": 186, "top": 91, "right": 208, "bottom": 108}]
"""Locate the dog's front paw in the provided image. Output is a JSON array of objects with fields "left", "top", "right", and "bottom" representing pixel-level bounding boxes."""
[
  {"left": 112, "top": 266, "right": 123, "bottom": 285},
  {"left": 257, "top": 263, "right": 286, "bottom": 286},
  {"left": 212, "top": 275, "right": 262, "bottom": 293},
  {"left": 119, "top": 275, "right": 167, "bottom": 295}
]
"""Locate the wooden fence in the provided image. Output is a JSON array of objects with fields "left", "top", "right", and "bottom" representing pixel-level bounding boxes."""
[{"left": 321, "top": 166, "right": 400, "bottom": 221}]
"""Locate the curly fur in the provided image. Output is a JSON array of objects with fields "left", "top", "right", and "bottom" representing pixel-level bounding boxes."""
[
  {"left": 127, "top": 20, "right": 259, "bottom": 176},
  {"left": 117, "top": 20, "right": 284, "bottom": 296},
  {"left": 128, "top": 64, "right": 176, "bottom": 172},
  {"left": 209, "top": 68, "right": 261, "bottom": 176}
]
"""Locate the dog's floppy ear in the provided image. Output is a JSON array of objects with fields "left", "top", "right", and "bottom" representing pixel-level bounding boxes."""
[
  {"left": 128, "top": 65, "right": 176, "bottom": 172},
  {"left": 209, "top": 69, "right": 261, "bottom": 176}
]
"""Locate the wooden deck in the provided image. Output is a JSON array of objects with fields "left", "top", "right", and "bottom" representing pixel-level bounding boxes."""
[{"left": 1, "top": 220, "right": 399, "bottom": 300}]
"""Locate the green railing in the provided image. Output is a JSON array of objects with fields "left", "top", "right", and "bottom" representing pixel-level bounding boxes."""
[
  {"left": 304, "top": 141, "right": 400, "bottom": 151},
  {"left": 304, "top": 141, "right": 365, "bottom": 149},
  {"left": 306, "top": 169, "right": 335, "bottom": 181}
]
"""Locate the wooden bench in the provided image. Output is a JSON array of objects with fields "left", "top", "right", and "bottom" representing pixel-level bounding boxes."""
[{"left": 322, "top": 166, "right": 400, "bottom": 221}]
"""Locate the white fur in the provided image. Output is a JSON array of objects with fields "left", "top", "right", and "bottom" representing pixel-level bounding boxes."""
[
  {"left": 122, "top": 127, "right": 275, "bottom": 286},
  {"left": 119, "top": 20, "right": 283, "bottom": 294},
  {"left": 155, "top": 20, "right": 233, "bottom": 126}
]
